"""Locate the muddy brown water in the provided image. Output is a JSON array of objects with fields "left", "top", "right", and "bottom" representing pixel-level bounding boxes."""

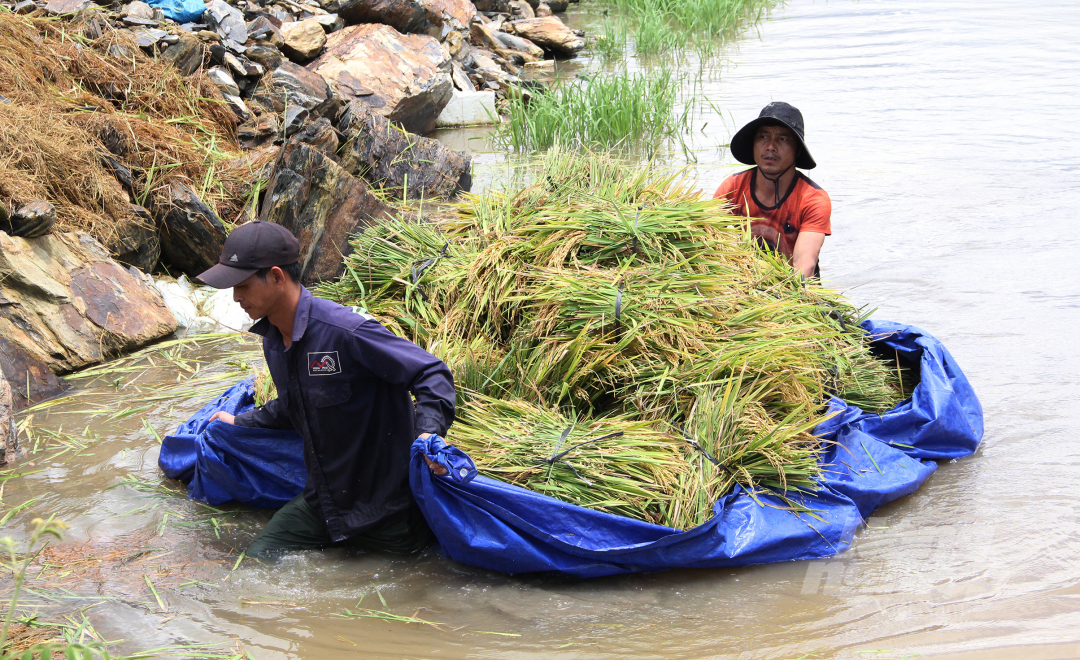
[{"left": 3, "top": 0, "right": 1080, "bottom": 657}]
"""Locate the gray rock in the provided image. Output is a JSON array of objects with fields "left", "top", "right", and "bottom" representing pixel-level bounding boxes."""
[
  {"left": 204, "top": 0, "right": 248, "bottom": 44},
  {"left": 238, "top": 109, "right": 280, "bottom": 148},
  {"left": 312, "top": 13, "right": 342, "bottom": 31},
  {"left": 0, "top": 372, "right": 14, "bottom": 465},
  {"left": 222, "top": 38, "right": 247, "bottom": 54},
  {"left": 123, "top": 16, "right": 159, "bottom": 27},
  {"left": 246, "top": 44, "right": 285, "bottom": 70},
  {"left": 337, "top": 0, "right": 440, "bottom": 36},
  {"left": 160, "top": 32, "right": 205, "bottom": 75},
  {"left": 0, "top": 94, "right": 10, "bottom": 105},
  {"left": 223, "top": 93, "right": 252, "bottom": 120},
  {"left": 222, "top": 51, "right": 248, "bottom": 77},
  {"left": 104, "top": 205, "right": 160, "bottom": 273},
  {"left": 251, "top": 61, "right": 338, "bottom": 120},
  {"left": 121, "top": 0, "right": 153, "bottom": 19},
  {"left": 243, "top": 59, "right": 265, "bottom": 76},
  {"left": 12, "top": 0, "right": 35, "bottom": 14},
  {"left": 43, "top": 0, "right": 94, "bottom": 14},
  {"left": 338, "top": 100, "right": 472, "bottom": 199},
  {"left": 451, "top": 61, "right": 476, "bottom": 92},
  {"left": 7, "top": 201, "right": 57, "bottom": 239},
  {"left": 291, "top": 117, "right": 339, "bottom": 155},
  {"left": 248, "top": 15, "right": 284, "bottom": 46},
  {"left": 133, "top": 28, "right": 167, "bottom": 48},
  {"left": 472, "top": 0, "right": 509, "bottom": 11},
  {"left": 546, "top": 0, "right": 567, "bottom": 12},
  {"left": 259, "top": 138, "right": 391, "bottom": 285},
  {"left": 283, "top": 105, "right": 309, "bottom": 136},
  {"left": 107, "top": 42, "right": 138, "bottom": 60},
  {"left": 207, "top": 66, "right": 240, "bottom": 97},
  {"left": 153, "top": 182, "right": 228, "bottom": 277}
]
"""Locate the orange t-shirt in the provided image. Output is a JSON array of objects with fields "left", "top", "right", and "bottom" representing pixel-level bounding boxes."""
[{"left": 713, "top": 168, "right": 832, "bottom": 259}]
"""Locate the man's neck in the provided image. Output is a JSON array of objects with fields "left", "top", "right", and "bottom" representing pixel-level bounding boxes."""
[
  {"left": 268, "top": 285, "right": 303, "bottom": 349},
  {"left": 754, "top": 166, "right": 797, "bottom": 207}
]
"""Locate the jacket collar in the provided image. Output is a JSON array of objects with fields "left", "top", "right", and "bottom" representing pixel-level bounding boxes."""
[{"left": 250, "top": 286, "right": 313, "bottom": 349}]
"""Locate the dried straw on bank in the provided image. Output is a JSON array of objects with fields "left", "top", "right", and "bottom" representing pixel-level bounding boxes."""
[
  {"left": 0, "top": 12, "right": 244, "bottom": 243},
  {"left": 317, "top": 150, "right": 907, "bottom": 529}
]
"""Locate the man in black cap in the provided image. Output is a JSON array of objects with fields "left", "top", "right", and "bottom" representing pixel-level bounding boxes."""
[
  {"left": 198, "top": 221, "right": 455, "bottom": 558},
  {"left": 713, "top": 101, "right": 831, "bottom": 279}
]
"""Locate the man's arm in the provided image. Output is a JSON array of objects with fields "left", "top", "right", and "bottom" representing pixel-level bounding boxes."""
[
  {"left": 209, "top": 395, "right": 294, "bottom": 429},
  {"left": 792, "top": 231, "right": 825, "bottom": 279},
  {"left": 350, "top": 321, "right": 456, "bottom": 436}
]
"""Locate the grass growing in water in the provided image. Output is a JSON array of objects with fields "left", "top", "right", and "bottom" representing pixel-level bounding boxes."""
[
  {"left": 589, "top": 0, "right": 780, "bottom": 60},
  {"left": 492, "top": 71, "right": 681, "bottom": 154}
]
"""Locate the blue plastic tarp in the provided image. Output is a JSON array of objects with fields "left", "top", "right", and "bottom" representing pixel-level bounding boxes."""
[
  {"left": 410, "top": 320, "right": 983, "bottom": 576},
  {"left": 147, "top": 0, "right": 206, "bottom": 24},
  {"left": 158, "top": 380, "right": 306, "bottom": 508},
  {"left": 158, "top": 320, "right": 982, "bottom": 577}
]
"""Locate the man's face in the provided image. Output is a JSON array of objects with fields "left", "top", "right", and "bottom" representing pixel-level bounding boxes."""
[
  {"left": 232, "top": 270, "right": 281, "bottom": 320},
  {"left": 753, "top": 124, "right": 798, "bottom": 175}
]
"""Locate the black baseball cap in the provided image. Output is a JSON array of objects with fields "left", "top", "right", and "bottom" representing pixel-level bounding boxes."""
[
  {"left": 197, "top": 221, "right": 301, "bottom": 289},
  {"left": 730, "top": 101, "right": 817, "bottom": 170}
]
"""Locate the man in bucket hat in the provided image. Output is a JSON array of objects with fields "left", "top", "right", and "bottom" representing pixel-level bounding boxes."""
[
  {"left": 197, "top": 221, "right": 455, "bottom": 558},
  {"left": 714, "top": 102, "right": 830, "bottom": 278}
]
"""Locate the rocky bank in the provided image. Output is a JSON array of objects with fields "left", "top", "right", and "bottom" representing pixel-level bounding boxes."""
[{"left": 0, "top": 0, "right": 588, "bottom": 453}]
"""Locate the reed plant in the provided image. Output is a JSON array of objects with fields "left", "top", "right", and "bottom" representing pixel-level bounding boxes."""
[
  {"left": 491, "top": 71, "right": 681, "bottom": 153},
  {"left": 317, "top": 149, "right": 906, "bottom": 530},
  {"left": 593, "top": 0, "right": 780, "bottom": 60}
]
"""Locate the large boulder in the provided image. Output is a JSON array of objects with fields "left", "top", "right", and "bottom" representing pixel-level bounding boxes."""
[
  {"left": 308, "top": 23, "right": 452, "bottom": 134},
  {"left": 338, "top": 100, "right": 472, "bottom": 199},
  {"left": 337, "top": 0, "right": 474, "bottom": 35},
  {"left": 154, "top": 182, "right": 228, "bottom": 278},
  {"left": 505, "top": 16, "right": 584, "bottom": 55},
  {"left": 259, "top": 138, "right": 391, "bottom": 285},
  {"left": 0, "top": 231, "right": 178, "bottom": 373},
  {"left": 252, "top": 61, "right": 339, "bottom": 120}
]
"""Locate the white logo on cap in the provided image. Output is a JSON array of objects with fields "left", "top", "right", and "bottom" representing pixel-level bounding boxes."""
[{"left": 230, "top": 254, "right": 238, "bottom": 262}]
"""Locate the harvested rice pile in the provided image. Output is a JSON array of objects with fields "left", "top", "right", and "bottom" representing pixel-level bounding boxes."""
[
  {"left": 317, "top": 150, "right": 909, "bottom": 530},
  {"left": 0, "top": 12, "right": 249, "bottom": 247}
]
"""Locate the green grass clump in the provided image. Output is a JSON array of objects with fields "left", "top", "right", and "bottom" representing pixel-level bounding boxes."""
[
  {"left": 591, "top": 0, "right": 780, "bottom": 60},
  {"left": 492, "top": 71, "right": 681, "bottom": 154},
  {"left": 318, "top": 150, "right": 907, "bottom": 530}
]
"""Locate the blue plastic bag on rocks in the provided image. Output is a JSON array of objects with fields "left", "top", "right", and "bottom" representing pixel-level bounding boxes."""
[
  {"left": 158, "top": 380, "right": 305, "bottom": 508},
  {"left": 408, "top": 320, "right": 983, "bottom": 577},
  {"left": 146, "top": 0, "right": 206, "bottom": 24}
]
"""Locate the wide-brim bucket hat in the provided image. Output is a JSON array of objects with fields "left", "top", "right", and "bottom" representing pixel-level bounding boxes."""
[{"left": 730, "top": 101, "right": 817, "bottom": 170}]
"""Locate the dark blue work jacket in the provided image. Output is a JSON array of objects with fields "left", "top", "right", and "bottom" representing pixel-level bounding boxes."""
[{"left": 234, "top": 287, "right": 455, "bottom": 542}]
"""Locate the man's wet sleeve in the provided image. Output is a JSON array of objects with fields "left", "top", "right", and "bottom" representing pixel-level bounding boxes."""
[
  {"left": 349, "top": 321, "right": 456, "bottom": 436},
  {"left": 234, "top": 395, "right": 295, "bottom": 430}
]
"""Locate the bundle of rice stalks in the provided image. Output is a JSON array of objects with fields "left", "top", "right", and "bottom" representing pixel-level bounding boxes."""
[
  {"left": 0, "top": 12, "right": 243, "bottom": 246},
  {"left": 318, "top": 149, "right": 910, "bottom": 529}
]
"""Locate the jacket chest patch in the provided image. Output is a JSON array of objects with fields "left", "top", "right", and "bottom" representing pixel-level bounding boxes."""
[{"left": 307, "top": 351, "right": 342, "bottom": 376}]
